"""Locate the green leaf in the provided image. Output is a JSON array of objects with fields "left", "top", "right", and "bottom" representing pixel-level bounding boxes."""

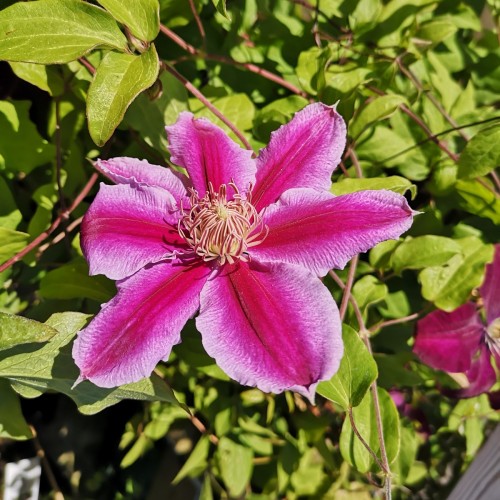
[
  {"left": 390, "top": 235, "right": 463, "bottom": 273},
  {"left": 0, "top": 227, "right": 29, "bottom": 264},
  {"left": 120, "top": 433, "right": 154, "bottom": 468},
  {"left": 419, "top": 237, "right": 494, "bottom": 311},
  {"left": 0, "top": 0, "right": 128, "bottom": 64},
  {"left": 458, "top": 126, "right": 500, "bottom": 179},
  {"left": 0, "top": 100, "right": 55, "bottom": 174},
  {"left": 96, "top": 0, "right": 160, "bottom": 42},
  {"left": 415, "top": 19, "right": 457, "bottom": 44},
  {"left": 369, "top": 240, "right": 402, "bottom": 270},
  {"left": 350, "top": 95, "right": 406, "bottom": 139},
  {"left": 352, "top": 275, "right": 388, "bottom": 316},
  {"left": 39, "top": 258, "right": 115, "bottom": 302},
  {"left": 9, "top": 62, "right": 64, "bottom": 96},
  {"left": 339, "top": 387, "right": 400, "bottom": 473},
  {"left": 0, "top": 312, "right": 58, "bottom": 351},
  {"left": 454, "top": 179, "right": 500, "bottom": 224},
  {"left": 212, "top": 0, "right": 230, "bottom": 20},
  {"left": 173, "top": 435, "right": 211, "bottom": 484},
  {"left": 331, "top": 175, "right": 416, "bottom": 198},
  {"left": 317, "top": 325, "right": 378, "bottom": 410},
  {"left": 124, "top": 71, "right": 189, "bottom": 153},
  {"left": 217, "top": 437, "right": 254, "bottom": 497},
  {"left": 87, "top": 44, "right": 160, "bottom": 146},
  {"left": 0, "top": 177, "right": 21, "bottom": 230},
  {"left": 0, "top": 312, "right": 182, "bottom": 415},
  {"left": 391, "top": 423, "right": 418, "bottom": 484},
  {"left": 0, "top": 379, "right": 32, "bottom": 440}
]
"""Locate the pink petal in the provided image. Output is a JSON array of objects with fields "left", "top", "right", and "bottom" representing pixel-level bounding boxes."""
[
  {"left": 480, "top": 244, "right": 500, "bottom": 324},
  {"left": 73, "top": 261, "right": 210, "bottom": 387},
  {"left": 95, "top": 157, "right": 190, "bottom": 204},
  {"left": 458, "top": 344, "right": 496, "bottom": 398},
  {"left": 414, "top": 303, "right": 485, "bottom": 373},
  {"left": 251, "top": 103, "right": 346, "bottom": 211},
  {"left": 250, "top": 188, "right": 414, "bottom": 276},
  {"left": 81, "top": 183, "right": 187, "bottom": 280},
  {"left": 196, "top": 261, "right": 343, "bottom": 400},
  {"left": 165, "top": 112, "right": 256, "bottom": 195}
]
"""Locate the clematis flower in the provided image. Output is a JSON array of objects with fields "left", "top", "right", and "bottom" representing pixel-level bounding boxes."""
[
  {"left": 414, "top": 244, "right": 500, "bottom": 397},
  {"left": 73, "top": 103, "right": 414, "bottom": 400}
]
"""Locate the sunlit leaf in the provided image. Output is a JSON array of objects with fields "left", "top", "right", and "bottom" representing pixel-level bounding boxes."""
[
  {"left": 317, "top": 325, "right": 378, "bottom": 410},
  {"left": 0, "top": 0, "right": 128, "bottom": 64},
  {"left": 87, "top": 44, "right": 160, "bottom": 146}
]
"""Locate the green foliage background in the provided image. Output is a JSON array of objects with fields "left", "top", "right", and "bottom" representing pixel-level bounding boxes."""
[{"left": 0, "top": 0, "right": 499, "bottom": 498}]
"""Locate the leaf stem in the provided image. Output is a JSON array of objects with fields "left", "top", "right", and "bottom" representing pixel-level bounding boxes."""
[
  {"left": 329, "top": 269, "right": 393, "bottom": 498},
  {"left": 347, "top": 408, "right": 389, "bottom": 474},
  {"left": 338, "top": 254, "right": 359, "bottom": 321},
  {"left": 30, "top": 425, "right": 65, "bottom": 500},
  {"left": 366, "top": 85, "right": 459, "bottom": 162},
  {"left": 161, "top": 62, "right": 253, "bottom": 151}
]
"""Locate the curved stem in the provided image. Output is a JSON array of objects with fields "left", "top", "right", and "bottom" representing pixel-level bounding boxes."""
[
  {"left": 162, "top": 62, "right": 253, "bottom": 151},
  {"left": 0, "top": 173, "right": 98, "bottom": 273},
  {"left": 160, "top": 24, "right": 308, "bottom": 98}
]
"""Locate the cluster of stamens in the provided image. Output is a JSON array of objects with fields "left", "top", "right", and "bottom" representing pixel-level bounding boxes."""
[
  {"left": 486, "top": 317, "right": 500, "bottom": 357},
  {"left": 178, "top": 182, "right": 268, "bottom": 265}
]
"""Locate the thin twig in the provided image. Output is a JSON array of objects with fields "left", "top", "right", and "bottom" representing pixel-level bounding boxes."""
[
  {"left": 376, "top": 116, "right": 500, "bottom": 166},
  {"left": 348, "top": 148, "right": 363, "bottom": 178},
  {"left": 489, "top": 170, "right": 500, "bottom": 193},
  {"left": 395, "top": 58, "right": 469, "bottom": 141},
  {"left": 188, "top": 0, "right": 207, "bottom": 52},
  {"left": 367, "top": 85, "right": 459, "bottom": 162},
  {"left": 329, "top": 269, "right": 392, "bottom": 497},
  {"left": 190, "top": 414, "right": 219, "bottom": 445},
  {"left": 30, "top": 425, "right": 65, "bottom": 500},
  {"left": 36, "top": 216, "right": 84, "bottom": 258},
  {"left": 160, "top": 24, "right": 308, "bottom": 98},
  {"left": 162, "top": 62, "right": 253, "bottom": 151},
  {"left": 338, "top": 255, "right": 359, "bottom": 321},
  {"left": 78, "top": 57, "right": 96, "bottom": 75},
  {"left": 368, "top": 313, "right": 420, "bottom": 333},
  {"left": 347, "top": 408, "right": 389, "bottom": 474},
  {"left": 0, "top": 174, "right": 98, "bottom": 274}
]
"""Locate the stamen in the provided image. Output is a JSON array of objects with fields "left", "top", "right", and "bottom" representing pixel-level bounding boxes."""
[{"left": 178, "top": 182, "right": 268, "bottom": 265}]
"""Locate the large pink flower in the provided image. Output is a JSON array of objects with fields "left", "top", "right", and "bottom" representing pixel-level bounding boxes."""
[
  {"left": 414, "top": 244, "right": 500, "bottom": 398},
  {"left": 73, "top": 103, "right": 414, "bottom": 400}
]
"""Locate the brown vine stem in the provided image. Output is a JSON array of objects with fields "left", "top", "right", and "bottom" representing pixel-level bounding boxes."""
[
  {"left": 329, "top": 269, "right": 392, "bottom": 498},
  {"left": 190, "top": 414, "right": 219, "bottom": 445},
  {"left": 347, "top": 408, "right": 389, "bottom": 474},
  {"left": 338, "top": 254, "right": 359, "bottom": 321},
  {"left": 78, "top": 56, "right": 96, "bottom": 75},
  {"left": 368, "top": 312, "right": 420, "bottom": 333},
  {"left": 29, "top": 425, "right": 65, "bottom": 500},
  {"left": 367, "top": 85, "right": 459, "bottom": 163},
  {"left": 36, "top": 216, "right": 83, "bottom": 258},
  {"left": 188, "top": 0, "right": 207, "bottom": 52},
  {"left": 395, "top": 58, "right": 469, "bottom": 141},
  {"left": 162, "top": 62, "right": 253, "bottom": 151},
  {"left": 0, "top": 173, "right": 98, "bottom": 274},
  {"left": 159, "top": 24, "right": 309, "bottom": 98}
]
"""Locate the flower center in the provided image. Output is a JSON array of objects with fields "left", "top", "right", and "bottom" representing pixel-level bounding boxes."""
[
  {"left": 487, "top": 317, "right": 500, "bottom": 340},
  {"left": 486, "top": 317, "right": 500, "bottom": 356},
  {"left": 178, "top": 182, "right": 268, "bottom": 265}
]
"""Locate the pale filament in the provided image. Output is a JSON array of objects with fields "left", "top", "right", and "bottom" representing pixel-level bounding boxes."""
[
  {"left": 178, "top": 182, "right": 268, "bottom": 265},
  {"left": 486, "top": 317, "right": 500, "bottom": 357}
]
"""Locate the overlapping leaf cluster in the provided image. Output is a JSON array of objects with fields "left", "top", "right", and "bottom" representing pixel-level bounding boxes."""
[{"left": 0, "top": 0, "right": 499, "bottom": 498}]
